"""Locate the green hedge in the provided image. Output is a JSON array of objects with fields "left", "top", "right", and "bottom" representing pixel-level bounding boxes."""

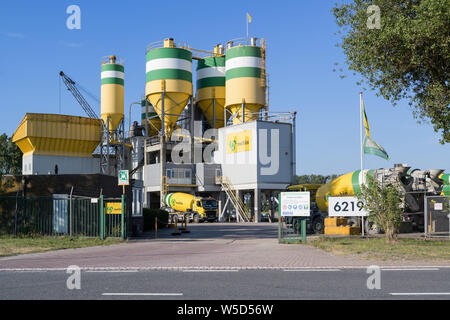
[{"left": 143, "top": 208, "right": 169, "bottom": 231}]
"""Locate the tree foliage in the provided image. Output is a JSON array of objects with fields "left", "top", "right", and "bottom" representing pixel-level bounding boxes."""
[
  {"left": 357, "top": 174, "right": 404, "bottom": 242},
  {"left": 333, "top": 0, "right": 450, "bottom": 143},
  {"left": 0, "top": 133, "right": 22, "bottom": 175},
  {"left": 295, "top": 174, "right": 339, "bottom": 185}
]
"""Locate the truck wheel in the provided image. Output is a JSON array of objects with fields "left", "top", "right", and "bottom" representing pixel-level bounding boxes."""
[
  {"left": 312, "top": 217, "right": 324, "bottom": 234},
  {"left": 193, "top": 214, "right": 200, "bottom": 223}
]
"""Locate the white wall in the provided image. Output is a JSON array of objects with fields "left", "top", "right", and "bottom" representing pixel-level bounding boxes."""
[{"left": 22, "top": 154, "right": 100, "bottom": 175}]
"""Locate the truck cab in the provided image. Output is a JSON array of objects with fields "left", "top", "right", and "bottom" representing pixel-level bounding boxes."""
[{"left": 193, "top": 197, "right": 218, "bottom": 223}]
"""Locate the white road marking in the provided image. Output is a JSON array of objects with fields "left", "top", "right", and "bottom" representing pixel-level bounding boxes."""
[
  {"left": 390, "top": 292, "right": 450, "bottom": 296},
  {"left": 0, "top": 266, "right": 449, "bottom": 272},
  {"left": 183, "top": 269, "right": 239, "bottom": 272},
  {"left": 284, "top": 269, "right": 341, "bottom": 272},
  {"left": 382, "top": 268, "right": 440, "bottom": 271},
  {"left": 102, "top": 293, "right": 183, "bottom": 296},
  {"left": 85, "top": 270, "right": 139, "bottom": 273}
]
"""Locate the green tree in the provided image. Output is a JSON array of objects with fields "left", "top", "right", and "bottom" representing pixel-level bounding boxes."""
[
  {"left": 295, "top": 174, "right": 339, "bottom": 184},
  {"left": 0, "top": 133, "right": 22, "bottom": 175},
  {"left": 333, "top": 0, "right": 450, "bottom": 143},
  {"left": 357, "top": 174, "right": 404, "bottom": 242}
]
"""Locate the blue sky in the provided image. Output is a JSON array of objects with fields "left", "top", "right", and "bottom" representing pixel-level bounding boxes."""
[{"left": 1, "top": 0, "right": 448, "bottom": 175}]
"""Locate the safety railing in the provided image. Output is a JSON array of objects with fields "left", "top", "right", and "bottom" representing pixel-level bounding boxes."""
[{"left": 219, "top": 176, "right": 251, "bottom": 222}]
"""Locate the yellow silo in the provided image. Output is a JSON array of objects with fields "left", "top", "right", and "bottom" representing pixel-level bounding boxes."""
[
  {"left": 225, "top": 39, "right": 266, "bottom": 124},
  {"left": 101, "top": 55, "right": 124, "bottom": 134},
  {"left": 12, "top": 113, "right": 101, "bottom": 158},
  {"left": 196, "top": 45, "right": 227, "bottom": 128},
  {"left": 145, "top": 38, "right": 193, "bottom": 139}
]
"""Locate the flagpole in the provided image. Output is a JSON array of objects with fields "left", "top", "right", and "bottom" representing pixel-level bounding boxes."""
[
  {"left": 360, "top": 92, "right": 363, "bottom": 172},
  {"left": 246, "top": 13, "right": 248, "bottom": 41},
  {"left": 360, "top": 91, "right": 365, "bottom": 237}
]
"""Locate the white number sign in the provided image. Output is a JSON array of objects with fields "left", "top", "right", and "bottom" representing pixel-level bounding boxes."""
[{"left": 328, "top": 196, "right": 367, "bottom": 217}]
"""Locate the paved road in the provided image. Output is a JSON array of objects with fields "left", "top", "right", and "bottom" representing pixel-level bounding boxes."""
[
  {"left": 1, "top": 223, "right": 449, "bottom": 300},
  {"left": 1, "top": 268, "right": 449, "bottom": 300},
  {"left": 1, "top": 223, "right": 448, "bottom": 270}
]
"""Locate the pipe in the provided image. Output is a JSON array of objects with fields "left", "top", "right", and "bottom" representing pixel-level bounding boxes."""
[{"left": 128, "top": 101, "right": 141, "bottom": 135}]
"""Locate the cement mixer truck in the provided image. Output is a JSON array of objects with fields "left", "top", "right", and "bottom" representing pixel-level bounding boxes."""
[
  {"left": 164, "top": 193, "right": 218, "bottom": 223},
  {"left": 316, "top": 164, "right": 448, "bottom": 232}
]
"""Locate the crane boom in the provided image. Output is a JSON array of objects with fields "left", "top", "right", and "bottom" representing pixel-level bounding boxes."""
[{"left": 59, "top": 71, "right": 99, "bottom": 119}]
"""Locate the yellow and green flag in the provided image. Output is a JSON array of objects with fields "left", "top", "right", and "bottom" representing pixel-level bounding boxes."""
[{"left": 361, "top": 95, "right": 389, "bottom": 160}]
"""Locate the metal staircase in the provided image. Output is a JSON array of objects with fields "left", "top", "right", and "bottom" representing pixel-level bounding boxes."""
[{"left": 220, "top": 176, "right": 251, "bottom": 222}]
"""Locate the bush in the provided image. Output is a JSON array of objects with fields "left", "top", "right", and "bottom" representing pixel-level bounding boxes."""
[
  {"left": 357, "top": 175, "right": 404, "bottom": 243},
  {"left": 143, "top": 208, "right": 169, "bottom": 231}
]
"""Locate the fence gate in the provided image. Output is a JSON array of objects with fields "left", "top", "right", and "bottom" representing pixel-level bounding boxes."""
[
  {"left": 425, "top": 196, "right": 450, "bottom": 238},
  {"left": 102, "top": 196, "right": 126, "bottom": 240}
]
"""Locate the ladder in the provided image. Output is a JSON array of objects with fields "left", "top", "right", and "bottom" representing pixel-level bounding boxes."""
[
  {"left": 259, "top": 39, "right": 267, "bottom": 89},
  {"left": 259, "top": 39, "right": 269, "bottom": 119},
  {"left": 220, "top": 176, "right": 251, "bottom": 222}
]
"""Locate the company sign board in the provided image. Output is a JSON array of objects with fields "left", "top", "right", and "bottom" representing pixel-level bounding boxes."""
[
  {"left": 280, "top": 192, "right": 310, "bottom": 217},
  {"left": 226, "top": 130, "right": 252, "bottom": 154}
]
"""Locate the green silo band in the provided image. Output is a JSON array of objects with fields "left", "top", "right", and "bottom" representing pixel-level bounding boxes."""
[
  {"left": 196, "top": 77, "right": 225, "bottom": 89},
  {"left": 352, "top": 170, "right": 361, "bottom": 195},
  {"left": 146, "top": 69, "right": 192, "bottom": 82},
  {"left": 197, "top": 57, "right": 226, "bottom": 70},
  {"left": 146, "top": 48, "right": 192, "bottom": 62},
  {"left": 225, "top": 46, "right": 261, "bottom": 60},
  {"left": 101, "top": 64, "right": 124, "bottom": 72},
  {"left": 101, "top": 78, "right": 124, "bottom": 85},
  {"left": 225, "top": 67, "right": 261, "bottom": 80}
]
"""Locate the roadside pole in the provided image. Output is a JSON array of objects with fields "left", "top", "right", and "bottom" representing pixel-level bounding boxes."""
[
  {"left": 301, "top": 218, "right": 306, "bottom": 243},
  {"left": 278, "top": 194, "right": 281, "bottom": 243},
  {"left": 118, "top": 170, "right": 129, "bottom": 240},
  {"left": 100, "top": 195, "right": 104, "bottom": 240},
  {"left": 121, "top": 194, "right": 125, "bottom": 240}
]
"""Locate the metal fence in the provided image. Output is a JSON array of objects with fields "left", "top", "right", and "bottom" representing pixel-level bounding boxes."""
[
  {"left": 0, "top": 195, "right": 126, "bottom": 239},
  {"left": 278, "top": 216, "right": 306, "bottom": 243},
  {"left": 424, "top": 196, "right": 450, "bottom": 238}
]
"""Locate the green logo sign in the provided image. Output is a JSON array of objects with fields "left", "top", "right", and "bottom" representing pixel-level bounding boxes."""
[
  {"left": 118, "top": 170, "right": 129, "bottom": 185},
  {"left": 229, "top": 139, "right": 237, "bottom": 152}
]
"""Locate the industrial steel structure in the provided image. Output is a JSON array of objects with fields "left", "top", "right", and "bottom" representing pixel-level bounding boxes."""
[{"left": 12, "top": 36, "right": 297, "bottom": 224}]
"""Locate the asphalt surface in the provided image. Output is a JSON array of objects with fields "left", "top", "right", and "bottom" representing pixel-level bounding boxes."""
[
  {"left": 0, "top": 268, "right": 449, "bottom": 300},
  {"left": 1, "top": 223, "right": 449, "bottom": 300}
]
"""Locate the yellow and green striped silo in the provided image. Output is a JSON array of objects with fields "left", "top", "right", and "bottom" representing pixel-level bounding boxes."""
[
  {"left": 225, "top": 42, "right": 265, "bottom": 124},
  {"left": 141, "top": 99, "right": 161, "bottom": 136},
  {"left": 145, "top": 38, "right": 193, "bottom": 139},
  {"left": 196, "top": 45, "right": 227, "bottom": 128},
  {"left": 101, "top": 55, "right": 124, "bottom": 134}
]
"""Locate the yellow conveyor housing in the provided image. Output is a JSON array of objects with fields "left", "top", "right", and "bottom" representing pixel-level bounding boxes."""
[{"left": 12, "top": 113, "right": 101, "bottom": 157}]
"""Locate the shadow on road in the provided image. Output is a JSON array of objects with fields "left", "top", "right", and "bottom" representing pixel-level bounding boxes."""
[{"left": 133, "top": 223, "right": 279, "bottom": 241}]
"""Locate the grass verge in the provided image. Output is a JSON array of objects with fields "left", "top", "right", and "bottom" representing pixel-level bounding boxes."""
[
  {"left": 0, "top": 236, "right": 125, "bottom": 257},
  {"left": 309, "top": 236, "right": 450, "bottom": 261}
]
